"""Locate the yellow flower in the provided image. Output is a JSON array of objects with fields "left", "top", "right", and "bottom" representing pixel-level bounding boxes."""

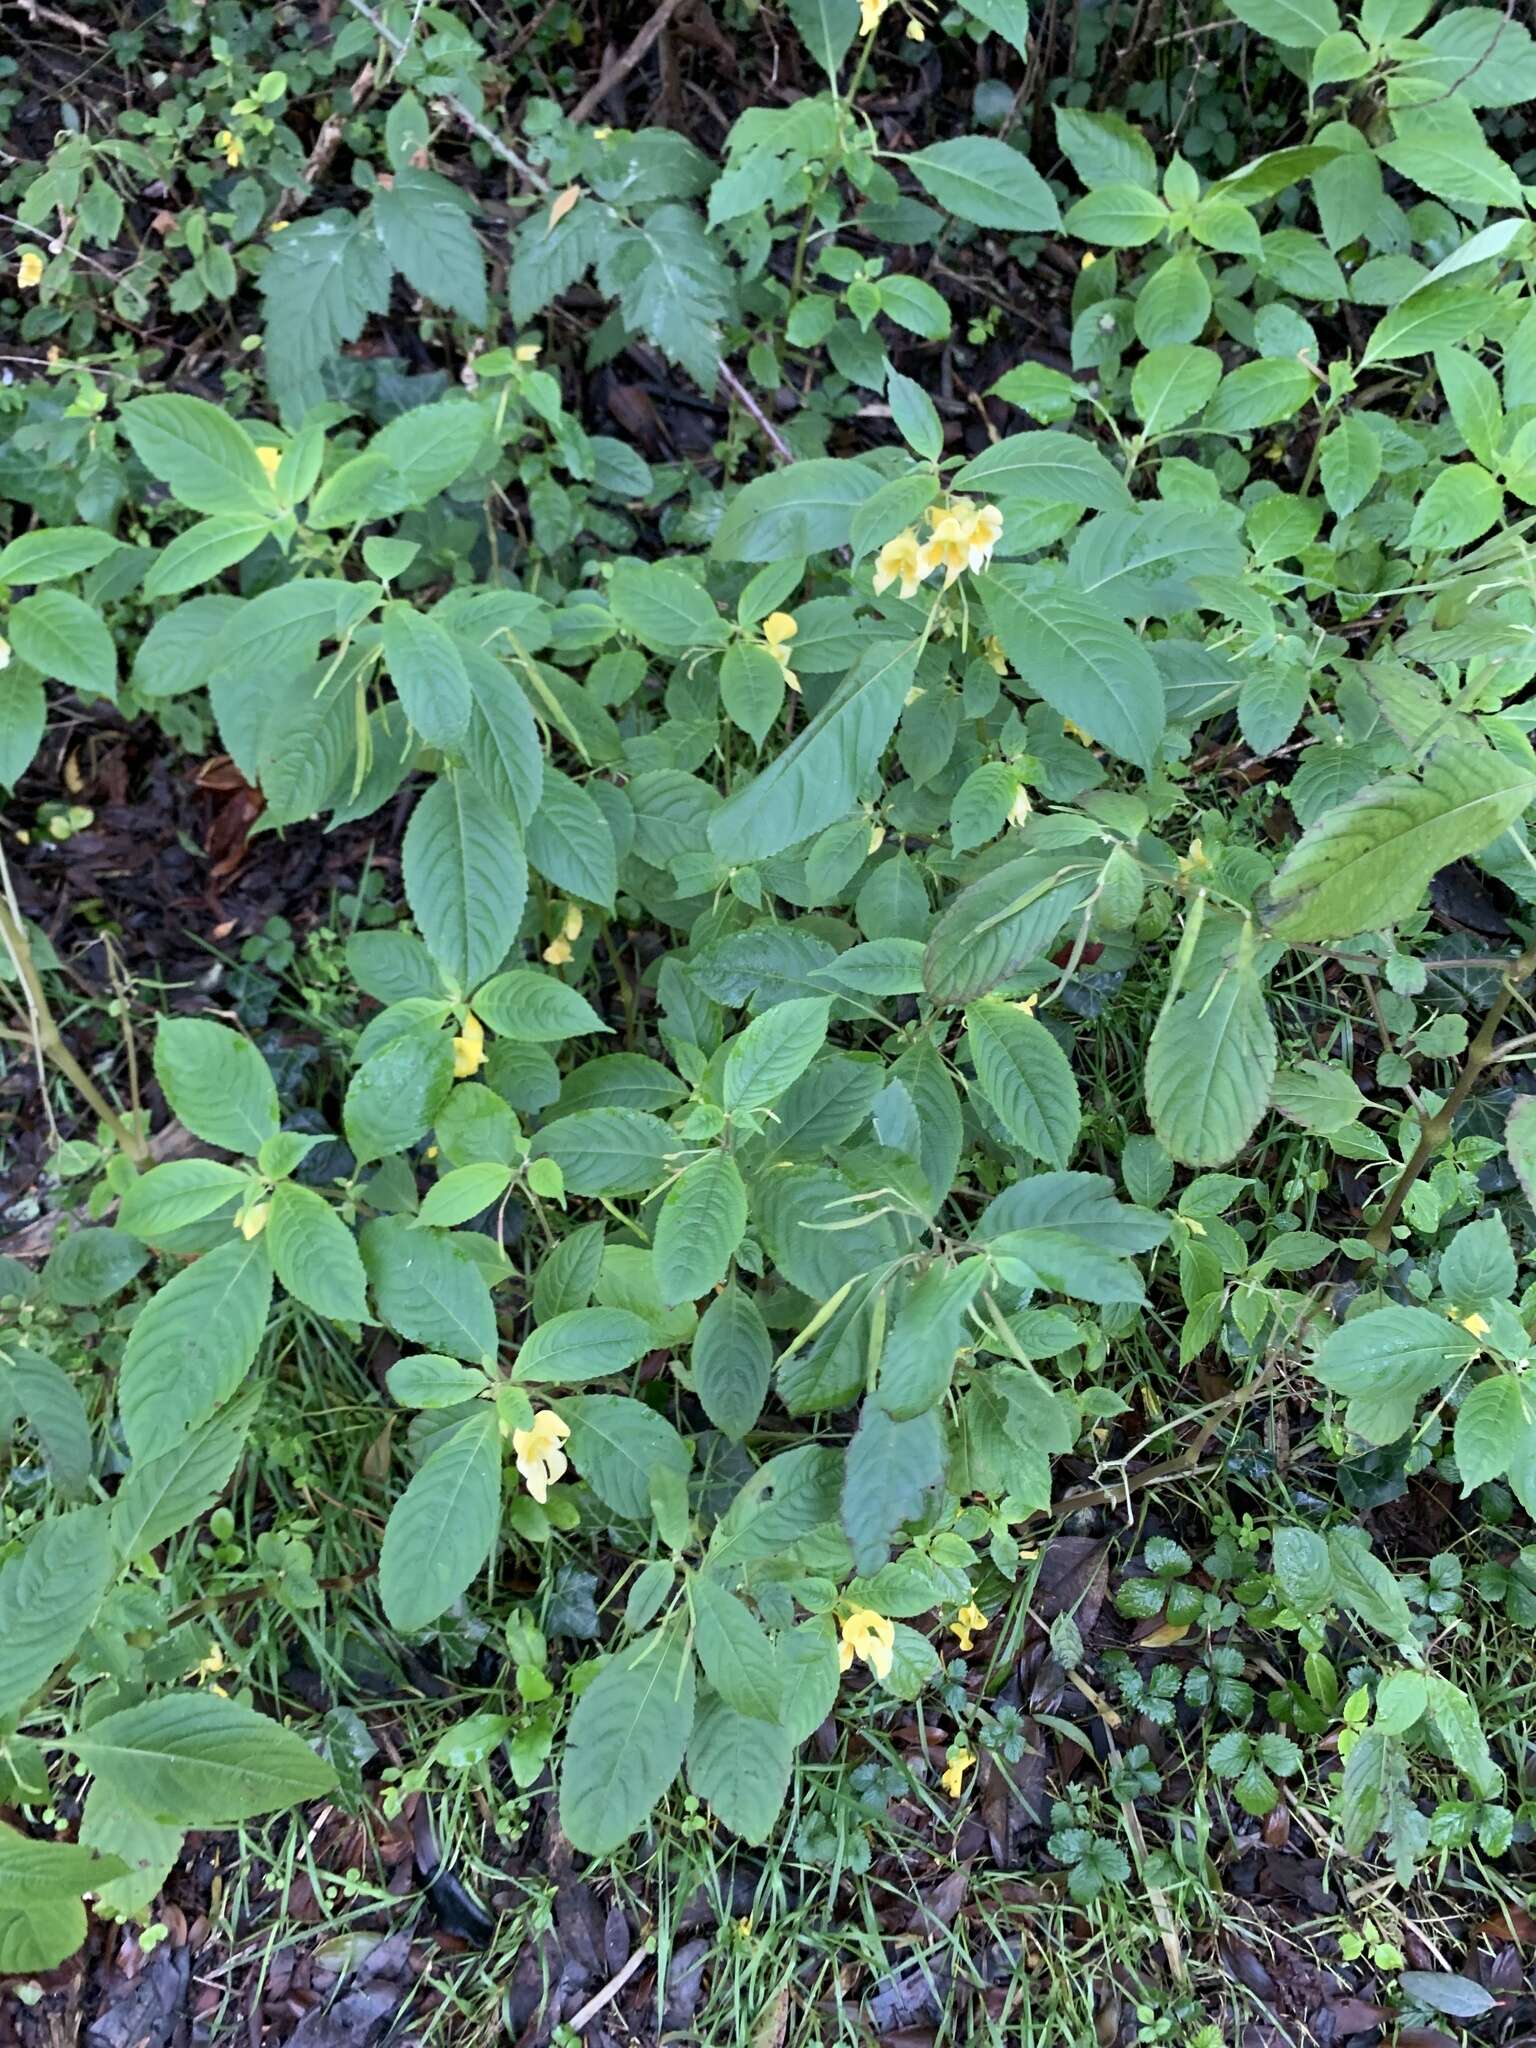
[
  {"left": 859, "top": 0, "right": 891, "bottom": 31},
  {"left": 916, "top": 498, "right": 1003, "bottom": 587},
  {"left": 515, "top": 342, "right": 541, "bottom": 363},
  {"left": 512, "top": 1409, "right": 571, "bottom": 1503},
  {"left": 873, "top": 527, "right": 926, "bottom": 600},
  {"left": 1177, "top": 836, "right": 1212, "bottom": 881},
  {"left": 838, "top": 1607, "right": 895, "bottom": 1681},
  {"left": 763, "top": 609, "right": 800, "bottom": 693},
  {"left": 194, "top": 1641, "right": 226, "bottom": 1681},
  {"left": 452, "top": 1010, "right": 486, "bottom": 1078},
  {"left": 270, "top": 220, "right": 289, "bottom": 233},
  {"left": 1458, "top": 1311, "right": 1490, "bottom": 1340},
  {"left": 255, "top": 444, "right": 282, "bottom": 480},
  {"left": 940, "top": 1746, "right": 976, "bottom": 1797},
  {"left": 950, "top": 1601, "right": 988, "bottom": 1652},
  {"left": 1081, "top": 251, "right": 1097, "bottom": 269},
  {"left": 562, "top": 902, "right": 584, "bottom": 942},
  {"left": 215, "top": 129, "right": 244, "bottom": 168},
  {"left": 543, "top": 935, "right": 573, "bottom": 965},
  {"left": 17, "top": 249, "right": 45, "bottom": 289},
  {"left": 240, "top": 1201, "right": 270, "bottom": 1240},
  {"left": 593, "top": 126, "right": 613, "bottom": 141},
  {"left": 982, "top": 634, "right": 1009, "bottom": 676},
  {"left": 1008, "top": 784, "right": 1032, "bottom": 828},
  {"left": 0, "top": 637, "right": 10, "bottom": 671},
  {"left": 906, "top": 15, "right": 926, "bottom": 35}
]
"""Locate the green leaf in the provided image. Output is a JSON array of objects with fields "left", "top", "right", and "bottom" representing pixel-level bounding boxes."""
[
  {"left": 1131, "top": 345, "right": 1224, "bottom": 432},
  {"left": 0, "top": 1825, "right": 127, "bottom": 1974},
  {"left": 841, "top": 1401, "right": 946, "bottom": 1573},
  {"left": 9, "top": 589, "right": 116, "bottom": 697},
  {"left": 403, "top": 773, "right": 527, "bottom": 991},
  {"left": 142, "top": 514, "right": 275, "bottom": 601},
  {"left": 1312, "top": 1304, "right": 1478, "bottom": 1444},
  {"left": 1455, "top": 1373, "right": 1531, "bottom": 1494},
  {"left": 119, "top": 1238, "right": 273, "bottom": 1460},
  {"left": 1407, "top": 463, "right": 1502, "bottom": 552},
  {"left": 1062, "top": 183, "right": 1169, "bottom": 247},
  {"left": 690, "top": 1575, "right": 782, "bottom": 1721},
  {"left": 1261, "top": 744, "right": 1536, "bottom": 941},
  {"left": 266, "top": 1181, "right": 369, "bottom": 1322},
  {"left": 110, "top": 1394, "right": 256, "bottom": 1558},
  {"left": 525, "top": 767, "right": 616, "bottom": 908},
  {"left": 1145, "top": 963, "right": 1276, "bottom": 1167},
  {"left": 473, "top": 968, "right": 608, "bottom": 1042},
  {"left": 1224, "top": 0, "right": 1339, "bottom": 45},
  {"left": 980, "top": 567, "right": 1165, "bottom": 769},
  {"left": 720, "top": 641, "right": 787, "bottom": 750},
  {"left": 41, "top": 1227, "right": 146, "bottom": 1309},
  {"left": 724, "top": 997, "right": 830, "bottom": 1113},
  {"left": 0, "top": 1508, "right": 113, "bottom": 1721},
  {"left": 924, "top": 853, "right": 1097, "bottom": 1004},
  {"left": 381, "top": 603, "right": 472, "bottom": 748},
  {"left": 1201, "top": 359, "right": 1316, "bottom": 432},
  {"left": 0, "top": 1344, "right": 92, "bottom": 1493},
  {"left": 119, "top": 393, "right": 278, "bottom": 516},
  {"left": 559, "top": 1622, "right": 695, "bottom": 1855},
  {"left": 686, "top": 1692, "right": 793, "bottom": 1844},
  {"left": 1360, "top": 284, "right": 1488, "bottom": 368},
  {"left": 1054, "top": 107, "right": 1157, "bottom": 191},
  {"left": 1318, "top": 415, "right": 1381, "bottom": 517},
  {"left": 1506, "top": 1094, "right": 1536, "bottom": 1210},
  {"left": 0, "top": 668, "right": 45, "bottom": 787},
  {"left": 0, "top": 526, "right": 121, "bottom": 584},
  {"left": 607, "top": 205, "right": 734, "bottom": 394},
  {"left": 511, "top": 1307, "right": 654, "bottom": 1384},
  {"left": 608, "top": 559, "right": 728, "bottom": 652},
  {"left": 69, "top": 1692, "right": 336, "bottom": 1826},
  {"left": 953, "top": 431, "right": 1131, "bottom": 510},
  {"left": 691, "top": 1284, "right": 772, "bottom": 1438},
  {"left": 783, "top": 0, "right": 860, "bottom": 74},
  {"left": 653, "top": 1152, "right": 749, "bottom": 1305},
  {"left": 560, "top": 1393, "right": 691, "bottom": 1518},
  {"left": 709, "top": 640, "right": 917, "bottom": 861},
  {"left": 344, "top": 1026, "right": 455, "bottom": 1163},
  {"left": 1270, "top": 1526, "right": 1333, "bottom": 1609},
  {"left": 966, "top": 1000, "right": 1082, "bottom": 1170},
  {"left": 906, "top": 138, "right": 1061, "bottom": 232},
  {"left": 372, "top": 168, "right": 489, "bottom": 322},
  {"left": 118, "top": 1158, "right": 249, "bottom": 1237},
  {"left": 361, "top": 1215, "right": 498, "bottom": 1363},
  {"left": 416, "top": 1162, "right": 515, "bottom": 1228},
  {"left": 712, "top": 458, "right": 883, "bottom": 562},
  {"left": 876, "top": 1259, "right": 986, "bottom": 1419},
  {"left": 259, "top": 210, "right": 393, "bottom": 420},
  {"left": 153, "top": 1017, "right": 279, "bottom": 1154},
  {"left": 1378, "top": 99, "right": 1522, "bottom": 213},
  {"left": 378, "top": 1407, "right": 501, "bottom": 1630},
  {"left": 530, "top": 1107, "right": 677, "bottom": 1195}
]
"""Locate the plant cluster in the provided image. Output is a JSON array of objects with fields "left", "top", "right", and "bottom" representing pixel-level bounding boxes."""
[{"left": 3, "top": 0, "right": 1536, "bottom": 2025}]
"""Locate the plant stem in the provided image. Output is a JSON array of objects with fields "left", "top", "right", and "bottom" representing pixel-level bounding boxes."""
[
  {"left": 0, "top": 891, "right": 149, "bottom": 1166},
  {"left": 1365, "top": 936, "right": 1536, "bottom": 1252}
]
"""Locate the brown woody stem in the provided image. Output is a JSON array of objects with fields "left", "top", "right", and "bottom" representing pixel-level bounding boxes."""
[
  {"left": 0, "top": 891, "right": 149, "bottom": 1167},
  {"left": 1365, "top": 937, "right": 1536, "bottom": 1253}
]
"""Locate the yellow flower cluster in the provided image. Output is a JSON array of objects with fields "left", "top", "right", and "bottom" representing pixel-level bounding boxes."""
[
  {"left": 513, "top": 1408, "right": 570, "bottom": 1502},
  {"left": 543, "top": 901, "right": 584, "bottom": 966},
  {"left": 859, "top": 0, "right": 925, "bottom": 35},
  {"left": 941, "top": 1746, "right": 976, "bottom": 1797},
  {"left": 762, "top": 610, "right": 800, "bottom": 693},
  {"left": 949, "top": 1600, "right": 989, "bottom": 1652},
  {"left": 838, "top": 1606, "right": 895, "bottom": 1681},
  {"left": 873, "top": 498, "right": 1003, "bottom": 600},
  {"left": 452, "top": 1009, "right": 486, "bottom": 1078},
  {"left": 215, "top": 128, "right": 244, "bottom": 168}
]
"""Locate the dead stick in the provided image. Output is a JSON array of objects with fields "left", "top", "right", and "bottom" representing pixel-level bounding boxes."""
[{"left": 568, "top": 0, "right": 687, "bottom": 125}]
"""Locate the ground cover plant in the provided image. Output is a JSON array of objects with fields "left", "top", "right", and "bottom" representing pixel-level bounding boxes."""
[{"left": 4, "top": 0, "right": 1536, "bottom": 2039}]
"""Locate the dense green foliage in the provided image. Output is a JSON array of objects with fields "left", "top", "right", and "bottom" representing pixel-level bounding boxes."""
[{"left": 4, "top": 0, "right": 1536, "bottom": 2022}]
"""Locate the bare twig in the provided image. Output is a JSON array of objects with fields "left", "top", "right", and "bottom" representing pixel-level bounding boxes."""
[
  {"left": 717, "top": 361, "right": 795, "bottom": 464},
  {"left": 343, "top": 0, "right": 549, "bottom": 190},
  {"left": 568, "top": 0, "right": 686, "bottom": 126}
]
